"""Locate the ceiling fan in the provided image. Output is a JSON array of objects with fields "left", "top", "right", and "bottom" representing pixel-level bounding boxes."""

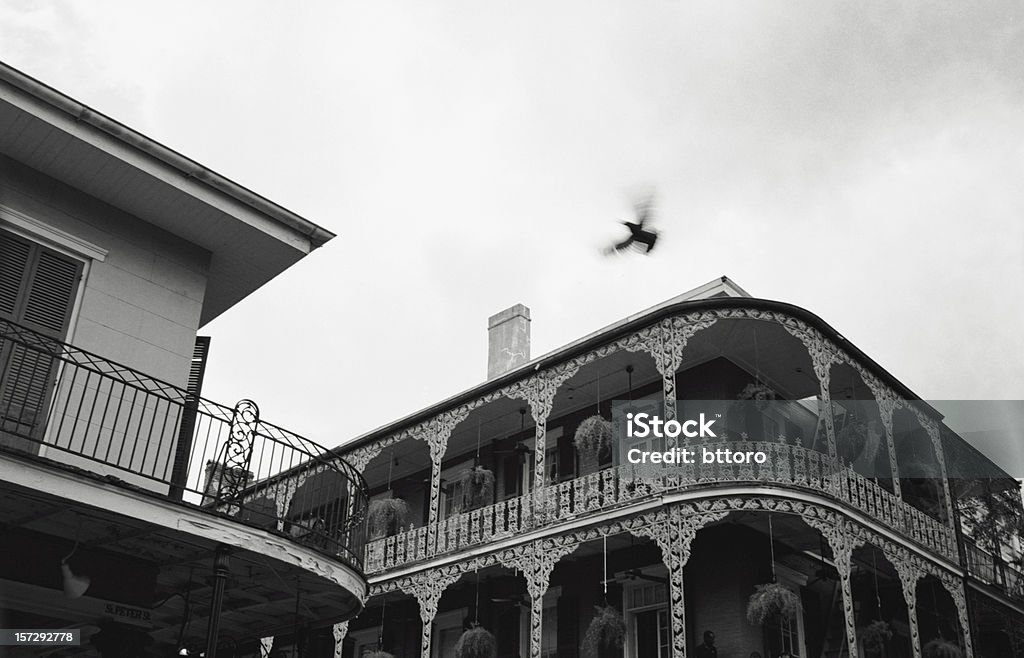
[{"left": 603, "top": 568, "right": 668, "bottom": 586}]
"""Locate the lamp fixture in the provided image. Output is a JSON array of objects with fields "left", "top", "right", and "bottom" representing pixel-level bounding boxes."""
[{"left": 61, "top": 541, "right": 91, "bottom": 599}]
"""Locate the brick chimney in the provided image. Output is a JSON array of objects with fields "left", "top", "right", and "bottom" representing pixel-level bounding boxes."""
[{"left": 488, "top": 304, "right": 531, "bottom": 379}]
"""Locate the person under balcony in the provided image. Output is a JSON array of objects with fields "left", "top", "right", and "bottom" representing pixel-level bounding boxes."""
[{"left": 695, "top": 630, "right": 717, "bottom": 658}]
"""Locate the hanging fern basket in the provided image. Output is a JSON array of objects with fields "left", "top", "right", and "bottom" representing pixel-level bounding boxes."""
[
  {"left": 454, "top": 626, "right": 497, "bottom": 658},
  {"left": 859, "top": 620, "right": 893, "bottom": 652},
  {"left": 458, "top": 466, "right": 495, "bottom": 511},
  {"left": 836, "top": 418, "right": 870, "bottom": 464},
  {"left": 923, "top": 639, "right": 962, "bottom": 658},
  {"left": 367, "top": 498, "right": 409, "bottom": 539},
  {"left": 746, "top": 583, "right": 801, "bottom": 625},
  {"left": 583, "top": 605, "right": 626, "bottom": 657},
  {"left": 738, "top": 382, "right": 776, "bottom": 411},
  {"left": 574, "top": 415, "right": 613, "bottom": 461}
]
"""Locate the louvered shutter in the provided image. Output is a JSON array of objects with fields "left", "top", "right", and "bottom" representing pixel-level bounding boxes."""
[
  {"left": 20, "top": 249, "right": 81, "bottom": 337},
  {"left": 169, "top": 336, "right": 212, "bottom": 498},
  {"left": 0, "top": 232, "right": 32, "bottom": 317},
  {"left": 0, "top": 228, "right": 82, "bottom": 441}
]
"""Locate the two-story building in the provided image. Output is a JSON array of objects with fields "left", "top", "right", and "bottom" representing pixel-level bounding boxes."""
[
  {"left": 0, "top": 62, "right": 367, "bottom": 657},
  {"left": 330, "top": 277, "right": 1023, "bottom": 657}
]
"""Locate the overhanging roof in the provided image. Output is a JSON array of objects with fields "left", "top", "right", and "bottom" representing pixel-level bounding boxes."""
[{"left": 0, "top": 61, "right": 336, "bottom": 326}]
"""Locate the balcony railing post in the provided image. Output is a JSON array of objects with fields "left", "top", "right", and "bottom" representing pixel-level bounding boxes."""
[{"left": 212, "top": 399, "right": 260, "bottom": 511}]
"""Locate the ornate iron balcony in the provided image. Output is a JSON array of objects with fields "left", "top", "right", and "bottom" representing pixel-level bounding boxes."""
[
  {"left": 364, "top": 441, "right": 957, "bottom": 575},
  {"left": 0, "top": 318, "right": 368, "bottom": 569}
]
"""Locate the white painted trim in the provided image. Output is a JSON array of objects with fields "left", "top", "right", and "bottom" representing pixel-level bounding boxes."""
[
  {"left": 0, "top": 452, "right": 367, "bottom": 600},
  {"left": 0, "top": 204, "right": 108, "bottom": 262}
]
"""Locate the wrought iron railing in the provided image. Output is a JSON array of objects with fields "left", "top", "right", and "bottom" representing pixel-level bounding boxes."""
[
  {"left": 963, "top": 539, "right": 1024, "bottom": 601},
  {"left": 0, "top": 318, "right": 368, "bottom": 569},
  {"left": 364, "top": 441, "right": 957, "bottom": 574}
]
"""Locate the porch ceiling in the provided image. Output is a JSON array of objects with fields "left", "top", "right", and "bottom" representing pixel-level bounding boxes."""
[{"left": 0, "top": 460, "right": 364, "bottom": 655}]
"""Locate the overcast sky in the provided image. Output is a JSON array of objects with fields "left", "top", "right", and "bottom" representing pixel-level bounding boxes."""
[{"left": 3, "top": 2, "right": 1022, "bottom": 470}]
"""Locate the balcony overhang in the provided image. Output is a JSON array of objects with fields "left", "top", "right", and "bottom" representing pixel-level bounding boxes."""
[
  {"left": 0, "top": 61, "right": 336, "bottom": 326},
  {"left": 0, "top": 449, "right": 366, "bottom": 653}
]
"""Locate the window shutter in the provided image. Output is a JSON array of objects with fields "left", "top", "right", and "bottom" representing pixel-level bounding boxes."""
[
  {"left": 0, "top": 232, "right": 32, "bottom": 317},
  {"left": 169, "top": 336, "right": 212, "bottom": 498},
  {"left": 186, "top": 336, "right": 211, "bottom": 397},
  {"left": 19, "top": 249, "right": 82, "bottom": 338},
  {"left": 0, "top": 228, "right": 82, "bottom": 335},
  {"left": 0, "top": 228, "right": 83, "bottom": 442}
]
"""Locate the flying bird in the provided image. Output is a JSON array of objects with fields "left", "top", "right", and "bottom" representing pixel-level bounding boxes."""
[{"left": 603, "top": 196, "right": 659, "bottom": 255}]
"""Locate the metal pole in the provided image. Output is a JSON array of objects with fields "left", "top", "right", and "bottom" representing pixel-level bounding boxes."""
[{"left": 205, "top": 546, "right": 231, "bottom": 658}]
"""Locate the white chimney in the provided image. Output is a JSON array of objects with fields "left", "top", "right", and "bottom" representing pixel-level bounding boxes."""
[{"left": 487, "top": 304, "right": 531, "bottom": 379}]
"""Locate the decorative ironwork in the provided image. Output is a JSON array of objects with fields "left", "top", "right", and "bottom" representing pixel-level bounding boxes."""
[
  {"left": 910, "top": 405, "right": 958, "bottom": 533},
  {"left": 418, "top": 402, "right": 480, "bottom": 551},
  {"left": 213, "top": 399, "right": 260, "bottom": 508},
  {"left": 365, "top": 439, "right": 957, "bottom": 574},
  {"left": 779, "top": 319, "right": 841, "bottom": 459},
  {"left": 928, "top": 568, "right": 975, "bottom": 657},
  {"left": 405, "top": 569, "right": 466, "bottom": 658},
  {"left": 366, "top": 495, "right": 975, "bottom": 658},
  {"left": 872, "top": 380, "right": 904, "bottom": 501},
  {"left": 504, "top": 361, "right": 581, "bottom": 491},
  {"left": 504, "top": 539, "right": 581, "bottom": 658},
  {"left": 893, "top": 549, "right": 926, "bottom": 658},
  {"left": 332, "top": 622, "right": 348, "bottom": 658},
  {"left": 0, "top": 318, "right": 369, "bottom": 567}
]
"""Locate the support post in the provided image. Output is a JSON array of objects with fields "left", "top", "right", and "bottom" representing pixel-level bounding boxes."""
[
  {"left": 204, "top": 546, "right": 231, "bottom": 658},
  {"left": 895, "top": 559, "right": 922, "bottom": 658}
]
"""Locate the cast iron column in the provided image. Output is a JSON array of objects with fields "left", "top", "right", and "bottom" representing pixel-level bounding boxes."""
[{"left": 205, "top": 546, "right": 231, "bottom": 658}]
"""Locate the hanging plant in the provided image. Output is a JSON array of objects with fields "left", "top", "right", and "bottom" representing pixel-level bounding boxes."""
[
  {"left": 923, "top": 639, "right": 962, "bottom": 658},
  {"left": 746, "top": 583, "right": 801, "bottom": 625},
  {"left": 859, "top": 620, "right": 893, "bottom": 652},
  {"left": 364, "top": 652, "right": 395, "bottom": 658},
  {"left": 901, "top": 459, "right": 945, "bottom": 518},
  {"left": 454, "top": 625, "right": 497, "bottom": 658},
  {"left": 836, "top": 418, "right": 869, "bottom": 464},
  {"left": 574, "top": 415, "right": 613, "bottom": 460},
  {"left": 458, "top": 466, "right": 495, "bottom": 511},
  {"left": 738, "top": 382, "right": 776, "bottom": 410},
  {"left": 367, "top": 498, "right": 409, "bottom": 539},
  {"left": 583, "top": 605, "right": 626, "bottom": 657}
]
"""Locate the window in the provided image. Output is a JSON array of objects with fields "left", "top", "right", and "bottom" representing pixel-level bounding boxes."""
[
  {"left": 634, "top": 609, "right": 670, "bottom": 658},
  {"left": 763, "top": 566, "right": 807, "bottom": 658},
  {"left": 0, "top": 228, "right": 83, "bottom": 441},
  {"left": 348, "top": 627, "right": 382, "bottom": 657},
  {"left": 624, "top": 569, "right": 670, "bottom": 658},
  {"left": 433, "top": 608, "right": 468, "bottom": 658},
  {"left": 440, "top": 459, "right": 475, "bottom": 519},
  {"left": 523, "top": 426, "right": 565, "bottom": 491}
]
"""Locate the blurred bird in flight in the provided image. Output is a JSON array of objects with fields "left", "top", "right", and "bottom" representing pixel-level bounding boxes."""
[{"left": 603, "top": 195, "right": 659, "bottom": 255}]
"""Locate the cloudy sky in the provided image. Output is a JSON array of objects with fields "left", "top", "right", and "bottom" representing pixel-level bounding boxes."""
[{"left": 3, "top": 2, "right": 1022, "bottom": 468}]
